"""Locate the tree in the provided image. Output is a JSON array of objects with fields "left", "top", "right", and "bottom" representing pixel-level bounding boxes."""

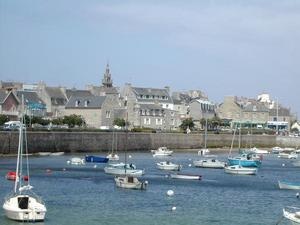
[
  {"left": 210, "top": 116, "right": 222, "bottom": 130},
  {"left": 179, "top": 118, "right": 194, "bottom": 131},
  {"left": 113, "top": 118, "right": 126, "bottom": 128},
  {"left": 0, "top": 114, "right": 9, "bottom": 125},
  {"left": 62, "top": 114, "right": 85, "bottom": 128}
]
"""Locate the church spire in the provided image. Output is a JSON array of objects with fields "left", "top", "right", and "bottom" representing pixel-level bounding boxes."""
[{"left": 102, "top": 63, "right": 113, "bottom": 88}]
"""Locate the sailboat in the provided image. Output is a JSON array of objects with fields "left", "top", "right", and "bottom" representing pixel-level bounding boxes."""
[
  {"left": 3, "top": 103, "right": 47, "bottom": 222},
  {"left": 114, "top": 113, "right": 147, "bottom": 190},
  {"left": 227, "top": 120, "right": 261, "bottom": 167},
  {"left": 107, "top": 131, "right": 119, "bottom": 161},
  {"left": 225, "top": 125, "right": 257, "bottom": 175}
]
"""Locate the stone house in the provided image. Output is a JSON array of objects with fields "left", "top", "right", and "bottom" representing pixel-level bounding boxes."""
[
  {"left": 16, "top": 91, "right": 46, "bottom": 117},
  {"left": 189, "top": 98, "right": 216, "bottom": 129},
  {"left": 36, "top": 82, "right": 67, "bottom": 118},
  {"left": 121, "top": 83, "right": 180, "bottom": 130},
  {"left": 64, "top": 94, "right": 124, "bottom": 129},
  {"left": 0, "top": 90, "right": 20, "bottom": 120},
  {"left": 267, "top": 106, "right": 291, "bottom": 131}
]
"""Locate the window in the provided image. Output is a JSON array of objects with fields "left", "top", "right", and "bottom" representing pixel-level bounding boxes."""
[
  {"left": 156, "top": 118, "right": 162, "bottom": 125},
  {"left": 171, "top": 119, "right": 175, "bottom": 125},
  {"left": 75, "top": 100, "right": 80, "bottom": 107},
  {"left": 106, "top": 111, "right": 111, "bottom": 118},
  {"left": 171, "top": 112, "right": 175, "bottom": 116},
  {"left": 144, "top": 118, "right": 151, "bottom": 125}
]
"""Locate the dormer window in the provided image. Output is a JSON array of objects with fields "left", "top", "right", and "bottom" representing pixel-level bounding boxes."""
[
  {"left": 75, "top": 100, "right": 80, "bottom": 107},
  {"left": 84, "top": 100, "right": 89, "bottom": 107}
]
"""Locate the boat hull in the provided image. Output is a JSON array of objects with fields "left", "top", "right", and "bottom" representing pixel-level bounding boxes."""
[
  {"left": 156, "top": 162, "right": 181, "bottom": 171},
  {"left": 224, "top": 165, "right": 257, "bottom": 175},
  {"left": 279, "top": 181, "right": 300, "bottom": 190},
  {"left": 170, "top": 174, "right": 201, "bottom": 180},
  {"left": 114, "top": 176, "right": 147, "bottom": 190},
  {"left": 193, "top": 160, "right": 225, "bottom": 169},
  {"left": 283, "top": 208, "right": 300, "bottom": 224},
  {"left": 3, "top": 195, "right": 46, "bottom": 222},
  {"left": 104, "top": 167, "right": 144, "bottom": 177},
  {"left": 85, "top": 155, "right": 109, "bottom": 163},
  {"left": 228, "top": 158, "right": 261, "bottom": 167}
]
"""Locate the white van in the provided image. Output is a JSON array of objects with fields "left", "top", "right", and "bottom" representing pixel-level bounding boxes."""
[{"left": 3, "top": 121, "right": 21, "bottom": 130}]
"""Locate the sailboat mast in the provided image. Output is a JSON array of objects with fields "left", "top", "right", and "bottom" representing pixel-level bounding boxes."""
[
  {"left": 204, "top": 118, "right": 207, "bottom": 149},
  {"left": 14, "top": 121, "right": 22, "bottom": 193}
]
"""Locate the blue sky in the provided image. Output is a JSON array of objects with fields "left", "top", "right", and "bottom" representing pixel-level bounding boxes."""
[{"left": 0, "top": 0, "right": 299, "bottom": 118}]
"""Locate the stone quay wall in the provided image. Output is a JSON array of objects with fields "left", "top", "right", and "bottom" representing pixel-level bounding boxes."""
[{"left": 0, "top": 131, "right": 298, "bottom": 154}]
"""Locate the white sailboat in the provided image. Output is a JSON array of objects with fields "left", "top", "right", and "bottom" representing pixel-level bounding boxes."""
[
  {"left": 283, "top": 206, "right": 300, "bottom": 224},
  {"left": 114, "top": 113, "right": 147, "bottom": 189},
  {"left": 107, "top": 131, "right": 119, "bottom": 161},
  {"left": 3, "top": 104, "right": 47, "bottom": 222}
]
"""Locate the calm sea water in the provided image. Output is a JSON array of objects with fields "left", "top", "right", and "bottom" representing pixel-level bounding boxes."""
[{"left": 0, "top": 151, "right": 299, "bottom": 225}]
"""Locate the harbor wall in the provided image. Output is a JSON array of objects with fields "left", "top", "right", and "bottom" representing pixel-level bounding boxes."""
[{"left": 0, "top": 131, "right": 298, "bottom": 154}]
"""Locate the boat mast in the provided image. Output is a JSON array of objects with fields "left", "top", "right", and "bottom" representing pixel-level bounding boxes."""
[
  {"left": 238, "top": 110, "right": 242, "bottom": 151},
  {"left": 204, "top": 118, "right": 207, "bottom": 149}
]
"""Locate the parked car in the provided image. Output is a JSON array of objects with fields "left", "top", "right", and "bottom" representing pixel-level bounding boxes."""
[{"left": 3, "top": 121, "right": 21, "bottom": 130}]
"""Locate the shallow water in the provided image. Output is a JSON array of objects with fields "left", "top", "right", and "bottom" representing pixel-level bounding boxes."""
[{"left": 0, "top": 152, "right": 299, "bottom": 225}]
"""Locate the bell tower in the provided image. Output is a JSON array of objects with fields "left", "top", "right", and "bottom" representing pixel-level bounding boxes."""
[{"left": 102, "top": 63, "right": 113, "bottom": 88}]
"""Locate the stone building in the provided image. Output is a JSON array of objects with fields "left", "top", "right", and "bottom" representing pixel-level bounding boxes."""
[
  {"left": 121, "top": 83, "right": 180, "bottom": 130},
  {"left": 16, "top": 91, "right": 46, "bottom": 117},
  {"left": 36, "top": 82, "right": 67, "bottom": 118},
  {"left": 0, "top": 90, "right": 20, "bottom": 120},
  {"left": 189, "top": 98, "right": 216, "bottom": 129},
  {"left": 64, "top": 94, "right": 124, "bottom": 129}
]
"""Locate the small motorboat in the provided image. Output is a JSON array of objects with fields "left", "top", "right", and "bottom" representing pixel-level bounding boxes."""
[
  {"left": 107, "top": 153, "right": 119, "bottom": 161},
  {"left": 156, "top": 161, "right": 182, "bottom": 171},
  {"left": 283, "top": 206, "right": 300, "bottom": 224},
  {"left": 169, "top": 173, "right": 202, "bottom": 180},
  {"left": 6, "top": 171, "right": 28, "bottom": 181},
  {"left": 151, "top": 147, "right": 173, "bottom": 157},
  {"left": 67, "top": 157, "right": 85, "bottom": 165},
  {"left": 278, "top": 180, "right": 300, "bottom": 190},
  {"left": 193, "top": 158, "right": 225, "bottom": 169},
  {"left": 114, "top": 175, "right": 148, "bottom": 190},
  {"left": 50, "top": 152, "right": 64, "bottom": 156},
  {"left": 85, "top": 155, "right": 109, "bottom": 163},
  {"left": 224, "top": 165, "right": 257, "bottom": 175},
  {"left": 104, "top": 163, "right": 145, "bottom": 177}
]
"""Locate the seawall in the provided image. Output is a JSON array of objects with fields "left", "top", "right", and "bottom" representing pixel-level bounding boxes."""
[{"left": 0, "top": 131, "right": 299, "bottom": 154}]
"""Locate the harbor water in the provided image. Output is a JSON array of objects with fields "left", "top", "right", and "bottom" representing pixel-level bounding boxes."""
[{"left": 0, "top": 151, "right": 299, "bottom": 225}]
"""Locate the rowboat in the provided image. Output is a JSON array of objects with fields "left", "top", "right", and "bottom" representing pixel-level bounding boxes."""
[
  {"left": 169, "top": 173, "right": 201, "bottom": 180},
  {"left": 278, "top": 181, "right": 300, "bottom": 190}
]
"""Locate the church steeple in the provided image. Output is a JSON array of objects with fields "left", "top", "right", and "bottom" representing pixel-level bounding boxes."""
[{"left": 102, "top": 63, "right": 113, "bottom": 88}]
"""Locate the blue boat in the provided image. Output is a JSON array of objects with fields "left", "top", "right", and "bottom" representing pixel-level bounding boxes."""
[
  {"left": 228, "top": 155, "right": 261, "bottom": 167},
  {"left": 85, "top": 155, "right": 109, "bottom": 163}
]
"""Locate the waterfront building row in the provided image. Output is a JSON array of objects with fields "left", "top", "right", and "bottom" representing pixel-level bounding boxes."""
[{"left": 0, "top": 65, "right": 295, "bottom": 132}]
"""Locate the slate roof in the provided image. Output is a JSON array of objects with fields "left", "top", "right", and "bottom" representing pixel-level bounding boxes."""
[
  {"left": 0, "top": 90, "right": 7, "bottom": 103},
  {"left": 45, "top": 87, "right": 66, "bottom": 99},
  {"left": 66, "top": 89, "right": 93, "bottom": 99},
  {"left": 65, "top": 96, "right": 106, "bottom": 109},
  {"left": 16, "top": 91, "right": 45, "bottom": 105},
  {"left": 132, "top": 87, "right": 173, "bottom": 103},
  {"left": 243, "top": 102, "right": 269, "bottom": 112}
]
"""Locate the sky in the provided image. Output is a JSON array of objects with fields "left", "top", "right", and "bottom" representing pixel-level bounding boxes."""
[{"left": 0, "top": 0, "right": 299, "bottom": 118}]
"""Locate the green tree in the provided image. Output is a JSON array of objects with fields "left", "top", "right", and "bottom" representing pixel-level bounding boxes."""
[
  {"left": 210, "top": 116, "right": 222, "bottom": 130},
  {"left": 179, "top": 118, "right": 194, "bottom": 131},
  {"left": 113, "top": 118, "right": 126, "bottom": 128},
  {"left": 0, "top": 114, "right": 9, "bottom": 125},
  {"left": 63, "top": 114, "right": 85, "bottom": 128},
  {"left": 52, "top": 117, "right": 64, "bottom": 125}
]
